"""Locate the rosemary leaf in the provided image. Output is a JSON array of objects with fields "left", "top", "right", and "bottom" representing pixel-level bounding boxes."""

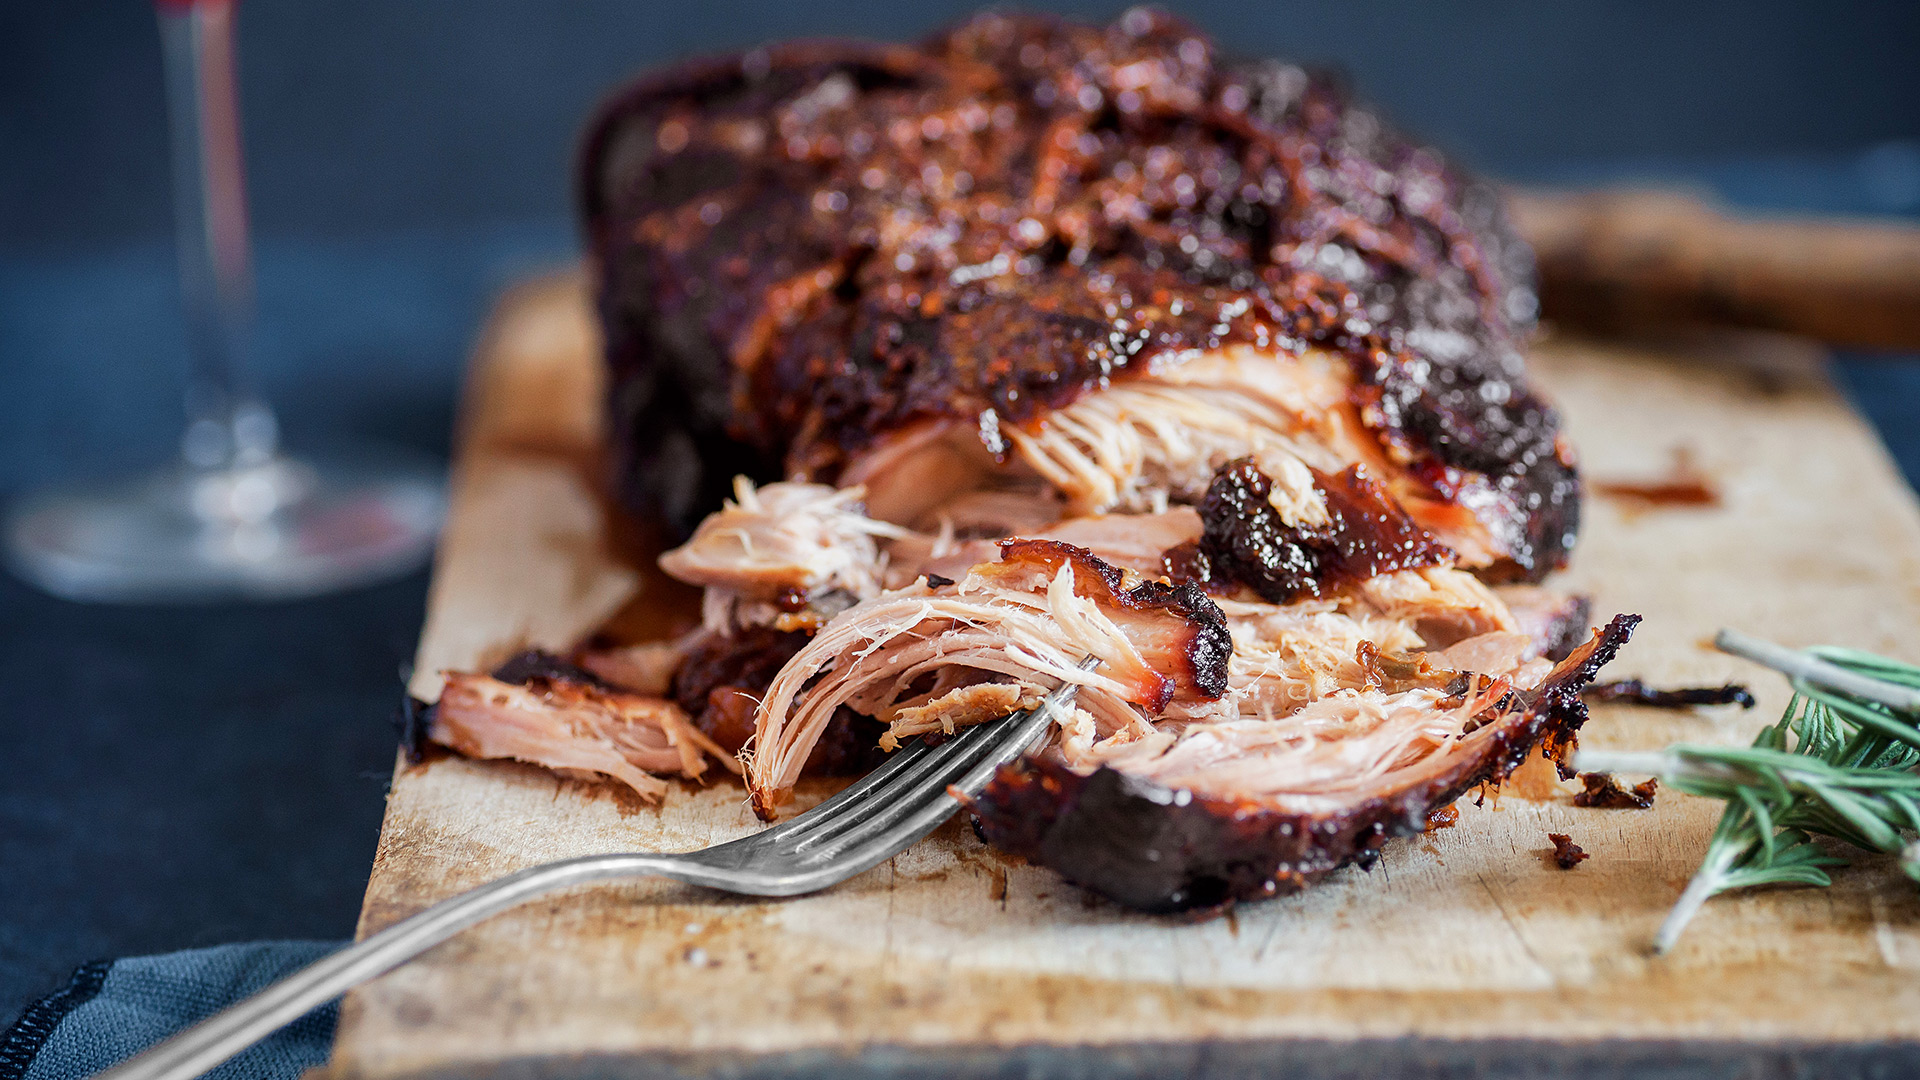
[{"left": 1600, "top": 644, "right": 1920, "bottom": 954}]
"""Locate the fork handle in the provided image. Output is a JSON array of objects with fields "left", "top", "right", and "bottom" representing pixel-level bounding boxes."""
[{"left": 94, "top": 851, "right": 691, "bottom": 1080}]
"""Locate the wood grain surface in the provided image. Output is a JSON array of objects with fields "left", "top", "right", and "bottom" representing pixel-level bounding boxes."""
[{"left": 321, "top": 275, "right": 1920, "bottom": 1079}]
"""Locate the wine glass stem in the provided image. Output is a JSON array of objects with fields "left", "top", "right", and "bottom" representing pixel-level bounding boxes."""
[{"left": 158, "top": 0, "right": 278, "bottom": 473}]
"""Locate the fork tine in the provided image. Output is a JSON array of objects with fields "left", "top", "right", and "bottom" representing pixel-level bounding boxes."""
[
  {"left": 752, "top": 737, "right": 936, "bottom": 841},
  {"left": 773, "top": 715, "right": 1008, "bottom": 847},
  {"left": 792, "top": 695, "right": 1068, "bottom": 875},
  {"left": 786, "top": 669, "right": 1087, "bottom": 862}
]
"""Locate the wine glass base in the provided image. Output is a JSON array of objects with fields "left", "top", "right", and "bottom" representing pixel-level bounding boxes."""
[{"left": 4, "top": 448, "right": 446, "bottom": 603}]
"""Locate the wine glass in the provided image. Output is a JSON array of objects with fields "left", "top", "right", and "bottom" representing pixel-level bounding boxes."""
[{"left": 4, "top": 0, "right": 445, "bottom": 602}]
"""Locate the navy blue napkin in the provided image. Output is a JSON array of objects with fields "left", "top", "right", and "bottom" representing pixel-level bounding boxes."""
[{"left": 1, "top": 941, "right": 344, "bottom": 1080}]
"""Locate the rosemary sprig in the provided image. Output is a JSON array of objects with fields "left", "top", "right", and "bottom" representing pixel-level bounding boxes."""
[{"left": 1574, "top": 636, "right": 1920, "bottom": 953}]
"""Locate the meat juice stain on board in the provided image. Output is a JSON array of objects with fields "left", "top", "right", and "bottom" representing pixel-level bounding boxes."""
[
  {"left": 559, "top": 770, "right": 693, "bottom": 818},
  {"left": 1592, "top": 446, "right": 1723, "bottom": 518}
]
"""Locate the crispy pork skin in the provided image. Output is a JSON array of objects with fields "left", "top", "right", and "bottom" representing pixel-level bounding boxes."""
[
  {"left": 968, "top": 615, "right": 1637, "bottom": 911},
  {"left": 582, "top": 10, "right": 1574, "bottom": 579}
]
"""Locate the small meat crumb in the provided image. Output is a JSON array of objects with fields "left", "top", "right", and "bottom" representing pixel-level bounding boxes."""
[
  {"left": 1574, "top": 772, "right": 1658, "bottom": 809},
  {"left": 1548, "top": 833, "right": 1589, "bottom": 869},
  {"left": 1424, "top": 804, "right": 1459, "bottom": 831}
]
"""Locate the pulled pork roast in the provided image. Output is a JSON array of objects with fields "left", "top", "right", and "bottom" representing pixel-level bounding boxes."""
[
  {"left": 422, "top": 10, "right": 1634, "bottom": 910},
  {"left": 581, "top": 9, "right": 1574, "bottom": 580}
]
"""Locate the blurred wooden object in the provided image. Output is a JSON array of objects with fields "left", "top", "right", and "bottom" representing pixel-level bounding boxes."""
[{"left": 1509, "top": 188, "right": 1920, "bottom": 350}]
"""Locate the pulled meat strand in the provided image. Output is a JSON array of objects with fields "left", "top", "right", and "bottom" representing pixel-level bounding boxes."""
[
  {"left": 1001, "top": 356, "right": 1347, "bottom": 517},
  {"left": 428, "top": 657, "right": 737, "bottom": 801},
  {"left": 658, "top": 477, "right": 908, "bottom": 634}
]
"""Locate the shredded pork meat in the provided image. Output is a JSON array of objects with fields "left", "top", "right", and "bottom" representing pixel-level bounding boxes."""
[
  {"left": 658, "top": 477, "right": 909, "bottom": 634},
  {"left": 434, "top": 451, "right": 1587, "bottom": 845},
  {"left": 846, "top": 347, "right": 1508, "bottom": 569},
  {"left": 430, "top": 665, "right": 736, "bottom": 801},
  {"left": 744, "top": 539, "right": 1232, "bottom": 816},
  {"left": 737, "top": 509, "right": 1549, "bottom": 819}
]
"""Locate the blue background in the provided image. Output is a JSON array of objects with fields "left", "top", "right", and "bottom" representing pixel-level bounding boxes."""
[{"left": 3, "top": 0, "right": 1918, "bottom": 1028}]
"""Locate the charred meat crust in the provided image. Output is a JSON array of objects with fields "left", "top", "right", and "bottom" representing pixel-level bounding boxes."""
[
  {"left": 1185, "top": 458, "right": 1453, "bottom": 602},
  {"left": 1583, "top": 679, "right": 1755, "bottom": 709},
  {"left": 1547, "top": 833, "right": 1589, "bottom": 869},
  {"left": 968, "top": 613, "right": 1638, "bottom": 911},
  {"left": 669, "top": 627, "right": 888, "bottom": 774},
  {"left": 1538, "top": 594, "right": 1594, "bottom": 662},
  {"left": 396, "top": 695, "right": 434, "bottom": 765},
  {"left": 580, "top": 11, "right": 1575, "bottom": 578},
  {"left": 671, "top": 628, "right": 809, "bottom": 751},
  {"left": 491, "top": 649, "right": 621, "bottom": 691},
  {"left": 1573, "top": 772, "right": 1659, "bottom": 809},
  {"left": 996, "top": 538, "right": 1232, "bottom": 702}
]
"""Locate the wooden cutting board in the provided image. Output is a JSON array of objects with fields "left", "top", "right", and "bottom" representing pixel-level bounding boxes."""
[{"left": 319, "top": 272, "right": 1920, "bottom": 1079}]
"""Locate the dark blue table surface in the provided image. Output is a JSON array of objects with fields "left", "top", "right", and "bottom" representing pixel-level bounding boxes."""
[
  {"left": 0, "top": 224, "right": 575, "bottom": 1024},
  {"left": 2, "top": 178, "right": 1917, "bottom": 1029}
]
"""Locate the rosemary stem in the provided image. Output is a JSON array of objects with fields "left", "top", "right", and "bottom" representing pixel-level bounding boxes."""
[
  {"left": 1715, "top": 629, "right": 1920, "bottom": 715},
  {"left": 1654, "top": 832, "right": 1743, "bottom": 954}
]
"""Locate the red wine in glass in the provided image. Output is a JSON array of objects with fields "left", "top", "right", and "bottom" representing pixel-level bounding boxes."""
[{"left": 4, "top": 0, "right": 444, "bottom": 601}]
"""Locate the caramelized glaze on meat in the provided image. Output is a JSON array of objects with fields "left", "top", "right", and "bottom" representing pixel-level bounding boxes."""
[
  {"left": 1185, "top": 457, "right": 1454, "bottom": 602},
  {"left": 581, "top": 10, "right": 1575, "bottom": 578},
  {"left": 668, "top": 626, "right": 887, "bottom": 774},
  {"left": 992, "top": 538, "right": 1232, "bottom": 702}
]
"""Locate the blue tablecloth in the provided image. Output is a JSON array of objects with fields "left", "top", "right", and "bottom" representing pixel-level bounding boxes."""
[
  {"left": 1, "top": 943, "right": 339, "bottom": 1080},
  {"left": 0, "top": 222, "right": 576, "bottom": 1039}
]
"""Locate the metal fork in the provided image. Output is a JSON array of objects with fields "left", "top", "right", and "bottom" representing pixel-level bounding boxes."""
[{"left": 97, "top": 668, "right": 1090, "bottom": 1080}]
